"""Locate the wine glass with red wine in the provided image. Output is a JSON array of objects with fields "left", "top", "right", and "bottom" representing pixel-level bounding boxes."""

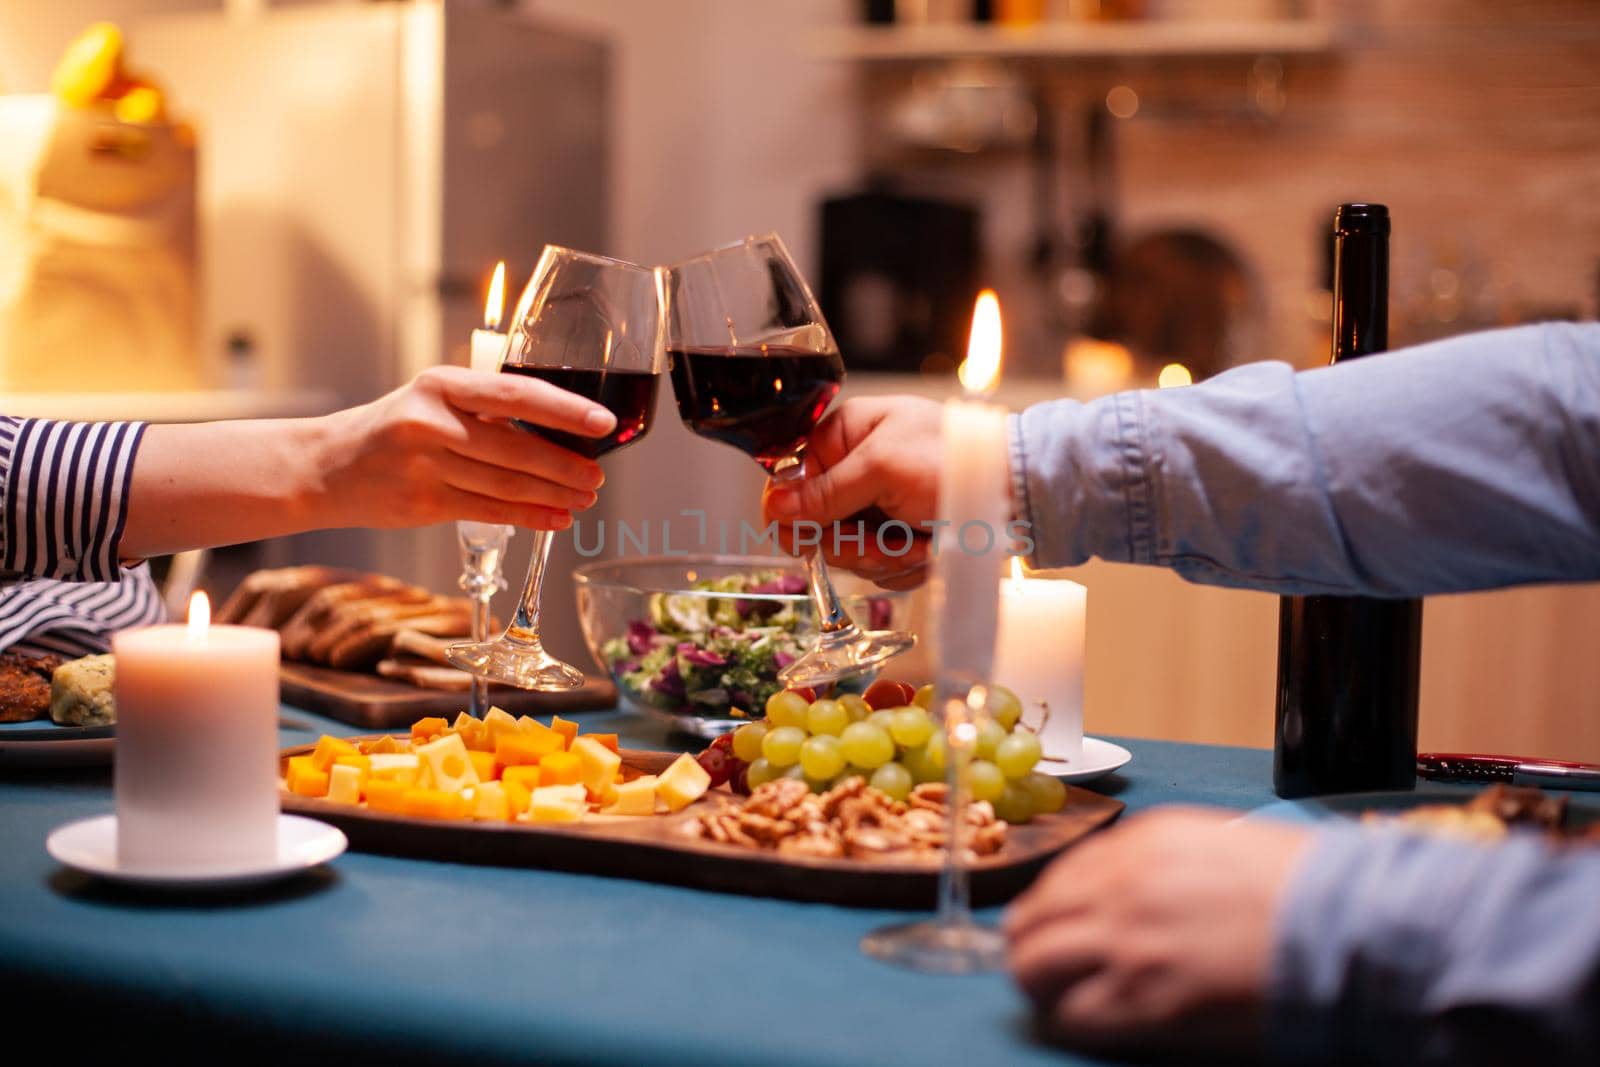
[
  {"left": 447, "top": 246, "right": 663, "bottom": 690},
  {"left": 663, "top": 232, "right": 916, "bottom": 687}
]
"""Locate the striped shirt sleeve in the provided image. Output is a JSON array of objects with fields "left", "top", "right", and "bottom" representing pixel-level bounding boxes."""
[{"left": 0, "top": 417, "right": 148, "bottom": 583}]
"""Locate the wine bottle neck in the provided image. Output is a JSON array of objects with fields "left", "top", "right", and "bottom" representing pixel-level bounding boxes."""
[{"left": 1331, "top": 205, "right": 1390, "bottom": 364}]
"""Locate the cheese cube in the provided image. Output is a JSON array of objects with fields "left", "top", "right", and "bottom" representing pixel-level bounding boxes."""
[
  {"left": 571, "top": 736, "right": 622, "bottom": 801},
  {"left": 401, "top": 788, "right": 469, "bottom": 820},
  {"left": 285, "top": 755, "right": 329, "bottom": 798},
  {"left": 483, "top": 706, "right": 521, "bottom": 748},
  {"left": 579, "top": 733, "right": 619, "bottom": 754},
  {"left": 472, "top": 781, "right": 510, "bottom": 821},
  {"left": 368, "top": 753, "right": 421, "bottom": 787},
  {"left": 537, "top": 750, "right": 583, "bottom": 786},
  {"left": 327, "top": 763, "right": 363, "bottom": 805},
  {"left": 467, "top": 750, "right": 498, "bottom": 782},
  {"left": 452, "top": 712, "right": 491, "bottom": 752},
  {"left": 310, "top": 735, "right": 361, "bottom": 772},
  {"left": 363, "top": 734, "right": 405, "bottom": 755},
  {"left": 656, "top": 753, "right": 712, "bottom": 812},
  {"left": 516, "top": 716, "right": 567, "bottom": 751},
  {"left": 504, "top": 776, "right": 534, "bottom": 817},
  {"left": 602, "top": 774, "right": 658, "bottom": 816},
  {"left": 410, "top": 716, "right": 449, "bottom": 744},
  {"left": 416, "top": 732, "right": 480, "bottom": 794},
  {"left": 501, "top": 764, "right": 542, "bottom": 792},
  {"left": 363, "top": 778, "right": 408, "bottom": 812},
  {"left": 549, "top": 715, "right": 580, "bottom": 749},
  {"left": 527, "top": 784, "right": 587, "bottom": 823},
  {"left": 495, "top": 731, "right": 563, "bottom": 768},
  {"left": 334, "top": 754, "right": 371, "bottom": 775}
]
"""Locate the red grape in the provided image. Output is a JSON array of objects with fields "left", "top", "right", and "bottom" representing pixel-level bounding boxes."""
[
  {"left": 863, "top": 679, "right": 916, "bottom": 710},
  {"left": 788, "top": 686, "right": 817, "bottom": 704},
  {"left": 696, "top": 746, "right": 734, "bottom": 787},
  {"left": 709, "top": 732, "right": 736, "bottom": 753},
  {"left": 728, "top": 761, "right": 751, "bottom": 796}
]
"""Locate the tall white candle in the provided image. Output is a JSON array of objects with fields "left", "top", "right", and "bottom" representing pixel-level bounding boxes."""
[
  {"left": 469, "top": 260, "right": 508, "bottom": 373},
  {"left": 112, "top": 593, "right": 280, "bottom": 870},
  {"left": 931, "top": 290, "right": 1010, "bottom": 684},
  {"left": 994, "top": 559, "right": 1086, "bottom": 764}
]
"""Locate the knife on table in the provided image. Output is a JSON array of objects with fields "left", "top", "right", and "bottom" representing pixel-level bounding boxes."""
[{"left": 1417, "top": 752, "right": 1600, "bottom": 792}]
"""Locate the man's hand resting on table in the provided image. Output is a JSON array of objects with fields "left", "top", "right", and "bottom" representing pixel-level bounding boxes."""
[
  {"left": 760, "top": 396, "right": 945, "bottom": 590},
  {"left": 1004, "top": 808, "right": 1312, "bottom": 1061}
]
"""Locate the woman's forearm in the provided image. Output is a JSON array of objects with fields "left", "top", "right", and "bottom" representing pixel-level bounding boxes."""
[{"left": 121, "top": 416, "right": 336, "bottom": 559}]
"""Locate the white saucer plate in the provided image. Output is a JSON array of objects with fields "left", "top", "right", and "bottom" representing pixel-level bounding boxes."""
[
  {"left": 1036, "top": 736, "right": 1132, "bottom": 784},
  {"left": 47, "top": 813, "right": 347, "bottom": 890}
]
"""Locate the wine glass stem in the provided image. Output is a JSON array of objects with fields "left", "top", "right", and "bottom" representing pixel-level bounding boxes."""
[
  {"left": 773, "top": 460, "right": 856, "bottom": 637},
  {"left": 470, "top": 595, "right": 492, "bottom": 717},
  {"left": 509, "top": 529, "right": 556, "bottom": 648},
  {"left": 938, "top": 688, "right": 975, "bottom": 929}
]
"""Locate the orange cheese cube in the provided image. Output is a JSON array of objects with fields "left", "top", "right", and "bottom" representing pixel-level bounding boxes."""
[
  {"left": 363, "top": 778, "right": 409, "bottom": 812},
  {"left": 495, "top": 731, "right": 563, "bottom": 769},
  {"left": 503, "top": 776, "right": 534, "bottom": 817},
  {"left": 468, "top": 750, "right": 498, "bottom": 782},
  {"left": 538, "top": 750, "right": 583, "bottom": 786},
  {"left": 362, "top": 734, "right": 405, "bottom": 755},
  {"left": 501, "top": 764, "right": 542, "bottom": 792},
  {"left": 452, "top": 712, "right": 491, "bottom": 752},
  {"left": 286, "top": 756, "right": 330, "bottom": 798},
  {"left": 310, "top": 735, "right": 362, "bottom": 772},
  {"left": 549, "top": 716, "right": 580, "bottom": 749},
  {"left": 410, "top": 716, "right": 449, "bottom": 743},
  {"left": 401, "top": 788, "right": 469, "bottom": 820},
  {"left": 517, "top": 716, "right": 567, "bottom": 751},
  {"left": 578, "top": 733, "right": 619, "bottom": 754},
  {"left": 484, "top": 706, "right": 522, "bottom": 748}
]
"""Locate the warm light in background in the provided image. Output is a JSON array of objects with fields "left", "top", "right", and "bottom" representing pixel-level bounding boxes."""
[
  {"left": 1106, "top": 85, "right": 1139, "bottom": 119},
  {"left": 187, "top": 590, "right": 210, "bottom": 641},
  {"left": 1158, "top": 363, "right": 1194, "bottom": 389},
  {"left": 1063, "top": 338, "right": 1133, "bottom": 397},
  {"left": 959, "top": 289, "right": 1003, "bottom": 394},
  {"left": 484, "top": 260, "right": 506, "bottom": 330}
]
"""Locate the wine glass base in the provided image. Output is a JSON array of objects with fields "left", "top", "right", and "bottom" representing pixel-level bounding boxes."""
[
  {"left": 445, "top": 639, "right": 585, "bottom": 692},
  {"left": 860, "top": 918, "right": 1008, "bottom": 974},
  {"left": 778, "top": 629, "right": 916, "bottom": 689}
]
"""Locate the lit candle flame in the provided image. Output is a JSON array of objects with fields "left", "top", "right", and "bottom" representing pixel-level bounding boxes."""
[
  {"left": 187, "top": 590, "right": 210, "bottom": 642},
  {"left": 484, "top": 261, "right": 506, "bottom": 331},
  {"left": 1010, "top": 556, "right": 1025, "bottom": 584},
  {"left": 1158, "top": 362, "right": 1193, "bottom": 389},
  {"left": 958, "top": 289, "right": 1003, "bottom": 395}
]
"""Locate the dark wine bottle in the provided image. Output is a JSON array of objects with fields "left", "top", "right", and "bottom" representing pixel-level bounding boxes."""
[{"left": 1273, "top": 204, "right": 1423, "bottom": 799}]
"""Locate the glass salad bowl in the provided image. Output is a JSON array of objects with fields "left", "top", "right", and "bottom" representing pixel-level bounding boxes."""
[{"left": 573, "top": 554, "right": 908, "bottom": 737}]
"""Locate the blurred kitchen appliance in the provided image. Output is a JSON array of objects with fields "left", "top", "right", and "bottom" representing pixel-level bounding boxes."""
[
  {"left": 818, "top": 188, "right": 981, "bottom": 374},
  {"left": 133, "top": 1, "right": 610, "bottom": 599}
]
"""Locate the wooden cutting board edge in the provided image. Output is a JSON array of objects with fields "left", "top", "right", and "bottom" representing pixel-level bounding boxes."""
[{"left": 279, "top": 662, "right": 618, "bottom": 729}]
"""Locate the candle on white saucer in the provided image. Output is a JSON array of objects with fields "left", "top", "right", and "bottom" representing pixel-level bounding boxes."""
[
  {"left": 112, "top": 592, "right": 280, "bottom": 870},
  {"left": 994, "top": 558, "right": 1086, "bottom": 764},
  {"left": 930, "top": 290, "right": 1010, "bottom": 684}
]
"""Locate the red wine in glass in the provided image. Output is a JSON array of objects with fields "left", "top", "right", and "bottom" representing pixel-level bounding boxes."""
[
  {"left": 501, "top": 364, "right": 659, "bottom": 459},
  {"left": 667, "top": 345, "right": 844, "bottom": 472}
]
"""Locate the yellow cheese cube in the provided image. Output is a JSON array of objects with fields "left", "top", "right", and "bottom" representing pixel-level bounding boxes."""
[
  {"left": 527, "top": 784, "right": 587, "bottom": 824},
  {"left": 516, "top": 716, "right": 567, "bottom": 752},
  {"left": 571, "top": 736, "right": 622, "bottom": 801},
  {"left": 364, "top": 734, "right": 404, "bottom": 755},
  {"left": 416, "top": 732, "right": 479, "bottom": 795},
  {"left": 602, "top": 774, "right": 658, "bottom": 816},
  {"left": 368, "top": 753, "right": 421, "bottom": 787},
  {"left": 334, "top": 754, "right": 371, "bottom": 775},
  {"left": 326, "top": 762, "right": 363, "bottom": 805},
  {"left": 472, "top": 780, "right": 510, "bottom": 821},
  {"left": 452, "top": 712, "right": 491, "bottom": 752},
  {"left": 468, "top": 750, "right": 498, "bottom": 782},
  {"left": 656, "top": 753, "right": 712, "bottom": 812}
]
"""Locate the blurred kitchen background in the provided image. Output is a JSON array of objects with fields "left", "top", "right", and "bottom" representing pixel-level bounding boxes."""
[{"left": 1, "top": 0, "right": 1596, "bottom": 756}]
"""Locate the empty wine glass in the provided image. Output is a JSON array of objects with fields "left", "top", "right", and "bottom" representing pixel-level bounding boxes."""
[
  {"left": 662, "top": 232, "right": 916, "bottom": 688},
  {"left": 447, "top": 246, "right": 664, "bottom": 689}
]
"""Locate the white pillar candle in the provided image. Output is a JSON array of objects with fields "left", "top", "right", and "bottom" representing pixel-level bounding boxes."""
[
  {"left": 994, "top": 561, "right": 1086, "bottom": 764},
  {"left": 469, "top": 260, "right": 508, "bottom": 372},
  {"left": 112, "top": 593, "right": 280, "bottom": 870},
  {"left": 930, "top": 290, "right": 1010, "bottom": 683}
]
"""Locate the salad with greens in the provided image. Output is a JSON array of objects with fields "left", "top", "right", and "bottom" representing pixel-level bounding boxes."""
[{"left": 600, "top": 570, "right": 891, "bottom": 720}]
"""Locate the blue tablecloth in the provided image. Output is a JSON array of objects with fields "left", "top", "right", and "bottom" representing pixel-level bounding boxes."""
[{"left": 0, "top": 708, "right": 1287, "bottom": 1065}]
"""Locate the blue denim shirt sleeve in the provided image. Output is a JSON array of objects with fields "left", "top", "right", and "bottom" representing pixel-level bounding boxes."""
[
  {"left": 1007, "top": 321, "right": 1600, "bottom": 596},
  {"left": 1270, "top": 824, "right": 1600, "bottom": 1065}
]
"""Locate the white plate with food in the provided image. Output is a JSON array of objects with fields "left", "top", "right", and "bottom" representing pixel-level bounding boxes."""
[{"left": 46, "top": 812, "right": 348, "bottom": 890}]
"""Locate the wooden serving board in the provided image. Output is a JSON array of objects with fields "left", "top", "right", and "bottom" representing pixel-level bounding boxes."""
[
  {"left": 280, "top": 738, "right": 1125, "bottom": 909},
  {"left": 279, "top": 663, "right": 617, "bottom": 729}
]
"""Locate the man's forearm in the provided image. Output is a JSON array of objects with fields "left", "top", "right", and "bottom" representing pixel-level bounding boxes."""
[
  {"left": 1011, "top": 322, "right": 1600, "bottom": 597},
  {"left": 121, "top": 416, "right": 337, "bottom": 559}
]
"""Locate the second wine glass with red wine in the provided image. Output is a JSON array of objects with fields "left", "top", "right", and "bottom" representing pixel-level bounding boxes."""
[
  {"left": 662, "top": 232, "right": 916, "bottom": 688},
  {"left": 447, "top": 246, "right": 663, "bottom": 690}
]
